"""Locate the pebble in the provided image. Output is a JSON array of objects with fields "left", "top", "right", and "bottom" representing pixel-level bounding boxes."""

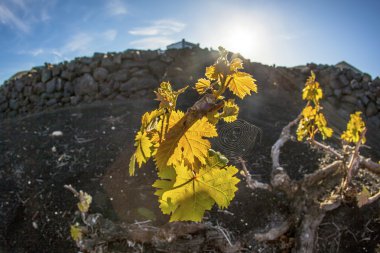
[{"left": 51, "top": 131, "right": 63, "bottom": 137}]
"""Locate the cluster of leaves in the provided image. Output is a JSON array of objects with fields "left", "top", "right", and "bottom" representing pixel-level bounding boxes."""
[
  {"left": 341, "top": 111, "right": 366, "bottom": 144},
  {"left": 297, "top": 72, "right": 372, "bottom": 207},
  {"left": 129, "top": 47, "right": 257, "bottom": 221},
  {"left": 297, "top": 71, "right": 333, "bottom": 141},
  {"left": 70, "top": 190, "right": 92, "bottom": 242}
]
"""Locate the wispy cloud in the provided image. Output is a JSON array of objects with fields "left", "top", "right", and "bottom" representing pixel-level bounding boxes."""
[
  {"left": 18, "top": 48, "right": 44, "bottom": 56},
  {"left": 63, "top": 33, "right": 94, "bottom": 53},
  {"left": 129, "top": 19, "right": 186, "bottom": 36},
  {"left": 103, "top": 29, "right": 118, "bottom": 41},
  {"left": 106, "top": 0, "right": 128, "bottom": 16},
  {"left": 129, "top": 37, "right": 174, "bottom": 49},
  {"left": 0, "top": 4, "right": 29, "bottom": 33}
]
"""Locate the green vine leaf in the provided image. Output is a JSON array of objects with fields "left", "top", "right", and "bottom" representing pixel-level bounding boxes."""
[{"left": 153, "top": 150, "right": 239, "bottom": 222}]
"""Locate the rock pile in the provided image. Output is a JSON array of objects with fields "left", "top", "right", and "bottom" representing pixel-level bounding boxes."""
[{"left": 0, "top": 48, "right": 379, "bottom": 128}]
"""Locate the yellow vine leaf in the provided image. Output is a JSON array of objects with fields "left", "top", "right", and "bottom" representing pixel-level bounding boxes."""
[
  {"left": 70, "top": 224, "right": 82, "bottom": 242},
  {"left": 315, "top": 113, "right": 333, "bottom": 140},
  {"left": 141, "top": 109, "right": 163, "bottom": 131},
  {"left": 296, "top": 118, "right": 308, "bottom": 142},
  {"left": 302, "top": 71, "right": 323, "bottom": 103},
  {"left": 153, "top": 150, "right": 239, "bottom": 222},
  {"left": 155, "top": 110, "right": 217, "bottom": 170},
  {"left": 229, "top": 58, "right": 243, "bottom": 72},
  {"left": 220, "top": 99, "right": 239, "bottom": 122},
  {"left": 129, "top": 153, "right": 136, "bottom": 176},
  {"left": 77, "top": 191, "right": 92, "bottom": 213},
  {"left": 341, "top": 111, "right": 366, "bottom": 144},
  {"left": 195, "top": 78, "right": 211, "bottom": 95},
  {"left": 205, "top": 65, "right": 218, "bottom": 80},
  {"left": 155, "top": 81, "right": 187, "bottom": 110},
  {"left": 357, "top": 185, "right": 371, "bottom": 208},
  {"left": 227, "top": 72, "right": 258, "bottom": 99},
  {"left": 297, "top": 105, "right": 332, "bottom": 141},
  {"left": 135, "top": 131, "right": 153, "bottom": 168}
]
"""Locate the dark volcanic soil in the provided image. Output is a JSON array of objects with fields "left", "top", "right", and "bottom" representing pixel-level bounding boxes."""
[{"left": 1, "top": 83, "right": 380, "bottom": 252}]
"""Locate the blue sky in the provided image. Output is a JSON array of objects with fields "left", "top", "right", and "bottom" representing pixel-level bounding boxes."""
[{"left": 0, "top": 0, "right": 379, "bottom": 84}]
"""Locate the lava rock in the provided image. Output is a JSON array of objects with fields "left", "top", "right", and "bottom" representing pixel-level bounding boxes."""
[
  {"left": 9, "top": 99, "right": 19, "bottom": 110},
  {"left": 341, "top": 95, "right": 357, "bottom": 104},
  {"left": 46, "top": 78, "right": 57, "bottom": 94},
  {"left": 41, "top": 69, "right": 52, "bottom": 83},
  {"left": 93, "top": 67, "right": 109, "bottom": 82},
  {"left": 366, "top": 102, "right": 378, "bottom": 117},
  {"left": 74, "top": 73, "right": 98, "bottom": 96}
]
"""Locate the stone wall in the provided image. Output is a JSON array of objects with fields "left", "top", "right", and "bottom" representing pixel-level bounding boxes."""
[
  {"left": 0, "top": 48, "right": 379, "bottom": 128},
  {"left": 0, "top": 48, "right": 215, "bottom": 119}
]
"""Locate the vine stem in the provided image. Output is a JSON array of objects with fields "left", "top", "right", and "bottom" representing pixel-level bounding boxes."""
[
  {"left": 343, "top": 128, "right": 367, "bottom": 188},
  {"left": 310, "top": 139, "right": 343, "bottom": 159}
]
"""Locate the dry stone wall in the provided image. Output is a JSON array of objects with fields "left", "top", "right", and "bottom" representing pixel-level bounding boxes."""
[
  {"left": 0, "top": 48, "right": 379, "bottom": 129},
  {"left": 0, "top": 48, "right": 199, "bottom": 119}
]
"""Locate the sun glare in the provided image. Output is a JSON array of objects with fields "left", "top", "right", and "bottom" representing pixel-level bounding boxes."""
[{"left": 222, "top": 25, "right": 258, "bottom": 59}]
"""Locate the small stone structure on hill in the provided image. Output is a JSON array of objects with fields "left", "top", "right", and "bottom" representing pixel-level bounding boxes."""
[{"left": 167, "top": 39, "right": 199, "bottom": 50}]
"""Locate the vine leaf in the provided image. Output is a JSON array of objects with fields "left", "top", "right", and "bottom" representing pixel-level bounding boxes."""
[
  {"left": 302, "top": 71, "right": 323, "bottom": 103},
  {"left": 141, "top": 109, "right": 163, "bottom": 131},
  {"left": 77, "top": 191, "right": 92, "bottom": 213},
  {"left": 135, "top": 131, "right": 153, "bottom": 168},
  {"left": 70, "top": 224, "right": 83, "bottom": 242},
  {"left": 195, "top": 78, "right": 211, "bottom": 95},
  {"left": 154, "top": 82, "right": 188, "bottom": 110},
  {"left": 229, "top": 58, "right": 243, "bottom": 72},
  {"left": 227, "top": 72, "right": 258, "bottom": 99},
  {"left": 155, "top": 110, "right": 217, "bottom": 170},
  {"left": 129, "top": 153, "right": 136, "bottom": 176},
  {"left": 205, "top": 65, "right": 218, "bottom": 80},
  {"left": 153, "top": 150, "right": 239, "bottom": 222},
  {"left": 315, "top": 113, "right": 333, "bottom": 140},
  {"left": 220, "top": 99, "right": 239, "bottom": 122},
  {"left": 341, "top": 111, "right": 366, "bottom": 144},
  {"left": 357, "top": 186, "right": 371, "bottom": 208}
]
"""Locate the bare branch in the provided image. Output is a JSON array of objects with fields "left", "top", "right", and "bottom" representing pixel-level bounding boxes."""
[
  {"left": 301, "top": 161, "right": 343, "bottom": 188},
  {"left": 238, "top": 157, "right": 271, "bottom": 191},
  {"left": 310, "top": 139, "right": 343, "bottom": 159},
  {"left": 270, "top": 115, "right": 301, "bottom": 193},
  {"left": 271, "top": 114, "right": 301, "bottom": 171},
  {"left": 320, "top": 195, "right": 342, "bottom": 211},
  {"left": 254, "top": 220, "right": 291, "bottom": 241},
  {"left": 344, "top": 128, "right": 367, "bottom": 187},
  {"left": 64, "top": 184, "right": 80, "bottom": 197},
  {"left": 360, "top": 191, "right": 380, "bottom": 207},
  {"left": 360, "top": 157, "right": 380, "bottom": 175}
]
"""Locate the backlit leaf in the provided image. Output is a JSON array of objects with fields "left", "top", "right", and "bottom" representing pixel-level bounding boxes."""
[
  {"left": 195, "top": 78, "right": 211, "bottom": 95},
  {"left": 155, "top": 110, "right": 218, "bottom": 170},
  {"left": 341, "top": 111, "right": 366, "bottom": 144},
  {"left": 129, "top": 153, "right": 136, "bottom": 176},
  {"left": 357, "top": 186, "right": 371, "bottom": 208},
  {"left": 227, "top": 72, "right": 258, "bottom": 99},
  {"left": 315, "top": 113, "right": 333, "bottom": 140},
  {"left": 205, "top": 65, "right": 218, "bottom": 80},
  {"left": 220, "top": 99, "right": 239, "bottom": 122},
  {"left": 141, "top": 109, "right": 163, "bottom": 131},
  {"left": 135, "top": 131, "right": 153, "bottom": 167},
  {"left": 229, "top": 58, "right": 243, "bottom": 72},
  {"left": 154, "top": 151, "right": 239, "bottom": 221},
  {"left": 302, "top": 71, "right": 323, "bottom": 103},
  {"left": 70, "top": 224, "right": 82, "bottom": 242},
  {"left": 155, "top": 81, "right": 188, "bottom": 110},
  {"left": 77, "top": 191, "right": 92, "bottom": 213}
]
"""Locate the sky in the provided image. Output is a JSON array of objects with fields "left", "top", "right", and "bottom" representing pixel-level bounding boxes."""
[{"left": 0, "top": 0, "right": 379, "bottom": 84}]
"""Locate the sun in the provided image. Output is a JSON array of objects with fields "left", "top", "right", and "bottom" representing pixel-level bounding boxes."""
[{"left": 221, "top": 24, "right": 258, "bottom": 59}]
